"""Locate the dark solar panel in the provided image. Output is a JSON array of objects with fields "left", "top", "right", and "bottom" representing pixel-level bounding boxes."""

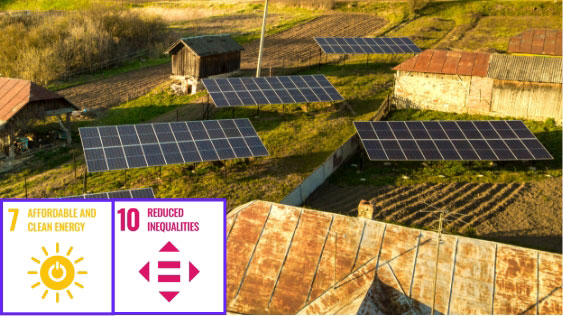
[
  {"left": 354, "top": 120, "right": 553, "bottom": 161},
  {"left": 314, "top": 37, "right": 422, "bottom": 54},
  {"left": 202, "top": 75, "right": 344, "bottom": 108},
  {"left": 79, "top": 119, "right": 268, "bottom": 172},
  {"left": 61, "top": 188, "right": 155, "bottom": 199}
]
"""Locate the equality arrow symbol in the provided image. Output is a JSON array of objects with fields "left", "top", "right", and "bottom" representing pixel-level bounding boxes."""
[{"left": 189, "top": 262, "right": 200, "bottom": 282}]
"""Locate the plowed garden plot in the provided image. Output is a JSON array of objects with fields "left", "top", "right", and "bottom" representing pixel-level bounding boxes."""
[
  {"left": 305, "top": 178, "right": 562, "bottom": 253},
  {"left": 241, "top": 13, "right": 386, "bottom": 69},
  {"left": 57, "top": 64, "right": 170, "bottom": 110}
]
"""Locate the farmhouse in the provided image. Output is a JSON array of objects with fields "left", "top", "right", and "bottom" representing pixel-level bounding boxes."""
[
  {"left": 392, "top": 50, "right": 562, "bottom": 122},
  {"left": 164, "top": 35, "right": 244, "bottom": 94},
  {"left": 508, "top": 29, "right": 562, "bottom": 56},
  {"left": 0, "top": 77, "right": 79, "bottom": 158},
  {"left": 227, "top": 200, "right": 562, "bottom": 314}
]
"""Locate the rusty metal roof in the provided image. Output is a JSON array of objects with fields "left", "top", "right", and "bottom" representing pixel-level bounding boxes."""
[
  {"left": 164, "top": 35, "right": 244, "bottom": 57},
  {"left": 508, "top": 29, "right": 562, "bottom": 56},
  {"left": 0, "top": 77, "right": 77, "bottom": 125},
  {"left": 487, "top": 54, "right": 562, "bottom": 84},
  {"left": 227, "top": 200, "right": 563, "bottom": 315},
  {"left": 392, "top": 49, "right": 491, "bottom": 77}
]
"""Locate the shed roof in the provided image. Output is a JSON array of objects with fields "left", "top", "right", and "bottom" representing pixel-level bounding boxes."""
[
  {"left": 164, "top": 35, "right": 244, "bottom": 57},
  {"left": 487, "top": 54, "right": 562, "bottom": 84},
  {"left": 508, "top": 29, "right": 562, "bottom": 56},
  {"left": 392, "top": 49, "right": 491, "bottom": 77},
  {"left": 0, "top": 77, "right": 77, "bottom": 126},
  {"left": 227, "top": 200, "right": 562, "bottom": 315}
]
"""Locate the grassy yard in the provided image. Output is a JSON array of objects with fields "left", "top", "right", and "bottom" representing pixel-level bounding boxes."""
[
  {"left": 0, "top": 59, "right": 394, "bottom": 204},
  {"left": 328, "top": 109, "right": 562, "bottom": 188}
]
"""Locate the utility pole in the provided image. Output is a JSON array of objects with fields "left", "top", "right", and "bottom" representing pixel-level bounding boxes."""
[
  {"left": 431, "top": 210, "right": 444, "bottom": 315},
  {"left": 256, "top": 0, "right": 269, "bottom": 78}
]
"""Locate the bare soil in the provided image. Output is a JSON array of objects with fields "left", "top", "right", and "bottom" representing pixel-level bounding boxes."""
[
  {"left": 241, "top": 13, "right": 386, "bottom": 69},
  {"left": 305, "top": 178, "right": 562, "bottom": 253},
  {"left": 57, "top": 64, "right": 170, "bottom": 111}
]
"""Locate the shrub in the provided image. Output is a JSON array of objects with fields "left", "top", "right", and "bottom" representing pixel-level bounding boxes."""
[{"left": 0, "top": 7, "right": 169, "bottom": 84}]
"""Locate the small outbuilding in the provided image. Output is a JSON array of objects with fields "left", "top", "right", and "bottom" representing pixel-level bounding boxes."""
[
  {"left": 508, "top": 29, "right": 562, "bottom": 56},
  {"left": 164, "top": 35, "right": 244, "bottom": 94},
  {"left": 392, "top": 49, "right": 562, "bottom": 123},
  {"left": 0, "top": 77, "right": 79, "bottom": 158}
]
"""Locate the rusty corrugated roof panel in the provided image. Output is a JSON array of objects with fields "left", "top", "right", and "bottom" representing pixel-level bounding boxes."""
[
  {"left": 227, "top": 201, "right": 563, "bottom": 315},
  {"left": 393, "top": 50, "right": 491, "bottom": 77},
  {"left": 0, "top": 77, "right": 77, "bottom": 124},
  {"left": 487, "top": 54, "right": 562, "bottom": 84},
  {"left": 508, "top": 29, "right": 563, "bottom": 56}
]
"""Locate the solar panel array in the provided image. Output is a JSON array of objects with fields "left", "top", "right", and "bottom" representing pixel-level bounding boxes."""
[
  {"left": 62, "top": 188, "right": 155, "bottom": 199},
  {"left": 354, "top": 120, "right": 553, "bottom": 161},
  {"left": 202, "top": 75, "right": 344, "bottom": 108},
  {"left": 314, "top": 37, "right": 422, "bottom": 54},
  {"left": 79, "top": 119, "right": 269, "bottom": 172}
]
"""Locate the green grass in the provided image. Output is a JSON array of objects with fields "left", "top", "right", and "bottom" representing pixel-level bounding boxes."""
[
  {"left": 328, "top": 109, "right": 562, "bottom": 188},
  {"left": 0, "top": 0, "right": 92, "bottom": 10},
  {"left": 0, "top": 58, "right": 393, "bottom": 204},
  {"left": 47, "top": 56, "right": 169, "bottom": 91}
]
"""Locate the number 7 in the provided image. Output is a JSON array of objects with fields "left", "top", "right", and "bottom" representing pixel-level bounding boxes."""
[{"left": 8, "top": 209, "right": 18, "bottom": 231}]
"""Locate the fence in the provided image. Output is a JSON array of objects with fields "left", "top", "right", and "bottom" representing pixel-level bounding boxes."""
[{"left": 280, "top": 93, "right": 393, "bottom": 206}]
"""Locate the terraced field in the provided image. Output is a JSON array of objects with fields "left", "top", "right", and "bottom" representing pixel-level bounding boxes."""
[
  {"left": 241, "top": 13, "right": 386, "bottom": 69},
  {"left": 306, "top": 178, "right": 562, "bottom": 252}
]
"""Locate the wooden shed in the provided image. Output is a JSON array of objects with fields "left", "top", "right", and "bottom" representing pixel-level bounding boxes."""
[
  {"left": 0, "top": 77, "right": 79, "bottom": 158},
  {"left": 165, "top": 35, "right": 243, "bottom": 81}
]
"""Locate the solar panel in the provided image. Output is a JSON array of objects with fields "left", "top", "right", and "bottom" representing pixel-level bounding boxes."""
[
  {"left": 314, "top": 37, "right": 422, "bottom": 54},
  {"left": 79, "top": 119, "right": 269, "bottom": 172},
  {"left": 202, "top": 75, "right": 344, "bottom": 108},
  {"left": 62, "top": 188, "right": 155, "bottom": 199},
  {"left": 354, "top": 120, "right": 553, "bottom": 161}
]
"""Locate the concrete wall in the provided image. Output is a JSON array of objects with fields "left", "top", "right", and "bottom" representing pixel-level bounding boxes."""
[
  {"left": 394, "top": 71, "right": 562, "bottom": 123},
  {"left": 394, "top": 71, "right": 471, "bottom": 113}
]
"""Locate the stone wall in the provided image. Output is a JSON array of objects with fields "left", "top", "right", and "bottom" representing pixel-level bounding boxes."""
[{"left": 394, "top": 71, "right": 471, "bottom": 113}]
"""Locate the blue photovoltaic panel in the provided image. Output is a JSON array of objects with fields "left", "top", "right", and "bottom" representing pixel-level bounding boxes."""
[
  {"left": 354, "top": 120, "right": 553, "bottom": 161},
  {"left": 202, "top": 75, "right": 344, "bottom": 108},
  {"left": 62, "top": 188, "right": 155, "bottom": 199},
  {"left": 79, "top": 119, "right": 269, "bottom": 172},
  {"left": 314, "top": 37, "right": 421, "bottom": 54}
]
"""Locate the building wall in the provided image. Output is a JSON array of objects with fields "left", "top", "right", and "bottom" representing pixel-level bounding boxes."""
[
  {"left": 394, "top": 71, "right": 471, "bottom": 113},
  {"left": 490, "top": 80, "right": 562, "bottom": 122},
  {"left": 394, "top": 71, "right": 562, "bottom": 123}
]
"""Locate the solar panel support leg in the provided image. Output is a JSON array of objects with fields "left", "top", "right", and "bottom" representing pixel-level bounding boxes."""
[
  {"left": 318, "top": 48, "right": 322, "bottom": 70},
  {"left": 82, "top": 170, "right": 87, "bottom": 195},
  {"left": 256, "top": 105, "right": 260, "bottom": 118},
  {"left": 73, "top": 153, "right": 76, "bottom": 178},
  {"left": 232, "top": 107, "right": 235, "bottom": 118},
  {"left": 359, "top": 150, "right": 364, "bottom": 171},
  {"left": 366, "top": 54, "right": 369, "bottom": 67},
  {"left": 24, "top": 176, "right": 28, "bottom": 199}
]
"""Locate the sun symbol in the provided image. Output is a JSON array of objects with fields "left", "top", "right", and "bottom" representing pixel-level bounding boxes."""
[{"left": 28, "top": 242, "right": 87, "bottom": 303}]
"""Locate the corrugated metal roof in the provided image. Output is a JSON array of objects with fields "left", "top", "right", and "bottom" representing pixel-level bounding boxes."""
[
  {"left": 508, "top": 29, "right": 562, "bottom": 56},
  {"left": 487, "top": 54, "right": 562, "bottom": 84},
  {"left": 227, "top": 200, "right": 563, "bottom": 315},
  {"left": 164, "top": 35, "right": 244, "bottom": 57},
  {"left": 0, "top": 77, "right": 77, "bottom": 124},
  {"left": 392, "top": 49, "right": 490, "bottom": 77}
]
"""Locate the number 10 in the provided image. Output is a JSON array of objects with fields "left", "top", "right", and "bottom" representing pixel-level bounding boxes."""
[{"left": 117, "top": 208, "right": 140, "bottom": 231}]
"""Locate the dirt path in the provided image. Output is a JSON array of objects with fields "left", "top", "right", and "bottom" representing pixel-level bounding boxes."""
[{"left": 305, "top": 178, "right": 562, "bottom": 253}]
